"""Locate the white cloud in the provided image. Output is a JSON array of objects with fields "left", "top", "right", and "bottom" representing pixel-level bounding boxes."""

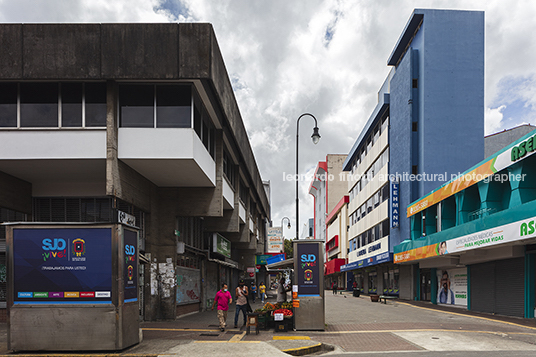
[{"left": 485, "top": 105, "right": 506, "bottom": 136}]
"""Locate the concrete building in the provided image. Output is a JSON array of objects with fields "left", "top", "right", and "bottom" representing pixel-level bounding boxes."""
[
  {"left": 485, "top": 124, "right": 536, "bottom": 157},
  {"left": 0, "top": 23, "right": 269, "bottom": 320},
  {"left": 308, "top": 154, "right": 347, "bottom": 289},
  {"left": 341, "top": 9, "right": 485, "bottom": 299},
  {"left": 395, "top": 128, "right": 536, "bottom": 318}
]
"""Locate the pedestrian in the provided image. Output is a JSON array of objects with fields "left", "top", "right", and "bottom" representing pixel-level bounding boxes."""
[
  {"left": 332, "top": 281, "right": 338, "bottom": 295},
  {"left": 276, "top": 277, "right": 290, "bottom": 303},
  {"left": 234, "top": 279, "right": 248, "bottom": 328},
  {"left": 211, "top": 283, "right": 232, "bottom": 332},
  {"left": 259, "top": 282, "right": 266, "bottom": 304},
  {"left": 353, "top": 281, "right": 357, "bottom": 289},
  {"left": 250, "top": 282, "right": 257, "bottom": 303}
]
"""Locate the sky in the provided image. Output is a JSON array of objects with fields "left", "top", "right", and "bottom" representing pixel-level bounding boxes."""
[{"left": 2, "top": 0, "right": 536, "bottom": 240}]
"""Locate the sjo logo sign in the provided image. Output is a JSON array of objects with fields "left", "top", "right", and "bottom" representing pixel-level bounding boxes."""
[
  {"left": 300, "top": 254, "right": 317, "bottom": 268},
  {"left": 42, "top": 238, "right": 67, "bottom": 261},
  {"left": 42, "top": 237, "right": 87, "bottom": 261},
  {"left": 125, "top": 244, "right": 136, "bottom": 263}
]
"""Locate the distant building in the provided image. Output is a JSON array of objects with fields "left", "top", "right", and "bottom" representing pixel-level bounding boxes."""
[{"left": 485, "top": 124, "right": 536, "bottom": 157}]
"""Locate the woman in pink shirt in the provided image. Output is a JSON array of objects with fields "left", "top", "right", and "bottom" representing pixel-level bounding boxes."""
[{"left": 212, "top": 283, "right": 232, "bottom": 331}]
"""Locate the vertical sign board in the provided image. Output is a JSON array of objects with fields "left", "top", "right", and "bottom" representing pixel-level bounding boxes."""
[
  {"left": 13, "top": 228, "right": 112, "bottom": 303},
  {"left": 267, "top": 227, "right": 283, "bottom": 253},
  {"left": 123, "top": 229, "right": 138, "bottom": 302},
  {"left": 296, "top": 243, "right": 320, "bottom": 296},
  {"left": 390, "top": 181, "right": 399, "bottom": 228}
]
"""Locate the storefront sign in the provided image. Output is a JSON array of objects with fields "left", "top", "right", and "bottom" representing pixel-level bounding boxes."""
[
  {"left": 296, "top": 243, "right": 320, "bottom": 295},
  {"left": 437, "top": 268, "right": 467, "bottom": 307},
  {"left": 407, "top": 130, "right": 536, "bottom": 217},
  {"left": 118, "top": 210, "right": 136, "bottom": 228},
  {"left": 213, "top": 233, "right": 231, "bottom": 258},
  {"left": 394, "top": 216, "right": 536, "bottom": 263},
  {"left": 390, "top": 181, "right": 399, "bottom": 228},
  {"left": 347, "top": 237, "right": 388, "bottom": 266},
  {"left": 341, "top": 252, "right": 392, "bottom": 272},
  {"left": 13, "top": 228, "right": 112, "bottom": 303},
  {"left": 123, "top": 229, "right": 138, "bottom": 302},
  {"left": 267, "top": 227, "right": 284, "bottom": 253},
  {"left": 247, "top": 267, "right": 255, "bottom": 273}
]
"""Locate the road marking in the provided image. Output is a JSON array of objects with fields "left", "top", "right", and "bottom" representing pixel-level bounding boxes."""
[
  {"left": 229, "top": 331, "right": 247, "bottom": 342},
  {"left": 396, "top": 302, "right": 536, "bottom": 331},
  {"left": 194, "top": 340, "right": 260, "bottom": 343},
  {"left": 142, "top": 327, "right": 216, "bottom": 332},
  {"left": 308, "top": 329, "right": 536, "bottom": 336},
  {"left": 273, "top": 336, "right": 311, "bottom": 340}
]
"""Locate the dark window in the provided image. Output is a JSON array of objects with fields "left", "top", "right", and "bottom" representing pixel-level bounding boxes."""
[
  {"left": 239, "top": 180, "right": 248, "bottom": 204},
  {"left": 412, "top": 165, "right": 418, "bottom": 175},
  {"left": 223, "top": 149, "right": 236, "bottom": 186},
  {"left": 61, "top": 83, "right": 83, "bottom": 127},
  {"left": 374, "top": 225, "right": 380, "bottom": 242},
  {"left": 20, "top": 83, "right": 58, "bottom": 127},
  {"left": 0, "top": 83, "right": 17, "bottom": 127},
  {"left": 381, "top": 219, "right": 390, "bottom": 238},
  {"left": 412, "top": 78, "right": 418, "bottom": 88},
  {"left": 412, "top": 122, "right": 418, "bottom": 132},
  {"left": 381, "top": 183, "right": 390, "bottom": 202},
  {"left": 85, "top": 82, "right": 107, "bottom": 127},
  {"left": 193, "top": 105, "right": 202, "bottom": 138},
  {"left": 156, "top": 85, "right": 191, "bottom": 128},
  {"left": 120, "top": 85, "right": 154, "bottom": 127}
]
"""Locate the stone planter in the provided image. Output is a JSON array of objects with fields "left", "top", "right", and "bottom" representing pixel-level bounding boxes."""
[{"left": 370, "top": 294, "right": 379, "bottom": 302}]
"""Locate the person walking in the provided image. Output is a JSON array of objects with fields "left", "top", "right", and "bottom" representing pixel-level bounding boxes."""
[
  {"left": 234, "top": 279, "right": 248, "bottom": 328},
  {"left": 276, "top": 277, "right": 290, "bottom": 303},
  {"left": 259, "top": 282, "right": 266, "bottom": 304},
  {"left": 250, "top": 282, "right": 257, "bottom": 303},
  {"left": 211, "top": 283, "right": 232, "bottom": 332},
  {"left": 332, "top": 281, "right": 338, "bottom": 295}
]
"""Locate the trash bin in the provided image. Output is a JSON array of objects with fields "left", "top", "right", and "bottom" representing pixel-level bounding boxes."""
[{"left": 353, "top": 288, "right": 361, "bottom": 297}]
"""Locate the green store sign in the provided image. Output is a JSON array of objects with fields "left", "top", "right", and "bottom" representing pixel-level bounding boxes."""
[
  {"left": 511, "top": 134, "right": 536, "bottom": 161},
  {"left": 213, "top": 233, "right": 231, "bottom": 258},
  {"left": 256, "top": 254, "right": 272, "bottom": 265}
]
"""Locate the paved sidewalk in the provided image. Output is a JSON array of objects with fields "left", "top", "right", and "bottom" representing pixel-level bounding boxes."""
[{"left": 2, "top": 290, "right": 536, "bottom": 355}]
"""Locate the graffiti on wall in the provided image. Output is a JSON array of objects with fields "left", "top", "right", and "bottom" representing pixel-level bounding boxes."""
[{"left": 176, "top": 267, "right": 200, "bottom": 304}]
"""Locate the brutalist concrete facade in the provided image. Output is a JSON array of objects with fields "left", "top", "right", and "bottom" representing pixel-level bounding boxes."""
[{"left": 0, "top": 23, "right": 269, "bottom": 320}]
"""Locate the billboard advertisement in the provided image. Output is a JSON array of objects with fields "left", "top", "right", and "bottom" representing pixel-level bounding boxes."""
[
  {"left": 123, "top": 229, "right": 138, "bottom": 302},
  {"left": 296, "top": 243, "right": 320, "bottom": 296},
  {"left": 437, "top": 268, "right": 467, "bottom": 306},
  {"left": 267, "top": 227, "right": 283, "bottom": 253},
  {"left": 13, "top": 228, "right": 112, "bottom": 304}
]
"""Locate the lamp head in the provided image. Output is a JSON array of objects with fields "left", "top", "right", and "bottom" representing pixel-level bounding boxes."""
[
  {"left": 287, "top": 223, "right": 291, "bottom": 229},
  {"left": 311, "top": 127, "right": 321, "bottom": 145}
]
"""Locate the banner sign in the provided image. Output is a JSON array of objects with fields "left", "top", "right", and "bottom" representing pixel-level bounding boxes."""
[
  {"left": 341, "top": 252, "right": 392, "bottom": 272},
  {"left": 391, "top": 181, "right": 399, "bottom": 228},
  {"left": 296, "top": 243, "right": 320, "bottom": 296},
  {"left": 13, "top": 228, "right": 112, "bottom": 304},
  {"left": 347, "top": 237, "right": 388, "bottom": 266},
  {"left": 437, "top": 268, "right": 467, "bottom": 307},
  {"left": 394, "top": 216, "right": 536, "bottom": 263},
  {"left": 123, "top": 229, "right": 138, "bottom": 302},
  {"left": 407, "top": 130, "right": 536, "bottom": 218},
  {"left": 213, "top": 233, "right": 231, "bottom": 258},
  {"left": 267, "top": 227, "right": 284, "bottom": 253},
  {"left": 256, "top": 254, "right": 272, "bottom": 265}
]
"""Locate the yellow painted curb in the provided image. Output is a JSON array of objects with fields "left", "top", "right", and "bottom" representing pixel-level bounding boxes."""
[
  {"left": 273, "top": 336, "right": 311, "bottom": 340},
  {"left": 282, "top": 342, "right": 322, "bottom": 356},
  {"left": 229, "top": 331, "right": 246, "bottom": 342}
]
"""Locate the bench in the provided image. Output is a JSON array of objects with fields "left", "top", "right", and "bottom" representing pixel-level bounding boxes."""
[{"left": 379, "top": 295, "right": 397, "bottom": 304}]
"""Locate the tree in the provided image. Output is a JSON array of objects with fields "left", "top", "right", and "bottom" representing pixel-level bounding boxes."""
[{"left": 284, "top": 238, "right": 293, "bottom": 259}]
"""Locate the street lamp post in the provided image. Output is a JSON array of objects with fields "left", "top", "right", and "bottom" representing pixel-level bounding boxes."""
[
  {"left": 281, "top": 216, "right": 291, "bottom": 230},
  {"left": 296, "top": 113, "right": 320, "bottom": 240}
]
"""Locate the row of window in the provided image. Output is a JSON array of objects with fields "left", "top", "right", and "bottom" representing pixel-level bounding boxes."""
[
  {"left": 349, "top": 219, "right": 390, "bottom": 251},
  {"left": 0, "top": 82, "right": 107, "bottom": 128},
  {"left": 349, "top": 114, "right": 389, "bottom": 175},
  {"left": 349, "top": 149, "right": 389, "bottom": 203},
  {"left": 350, "top": 183, "right": 389, "bottom": 227}
]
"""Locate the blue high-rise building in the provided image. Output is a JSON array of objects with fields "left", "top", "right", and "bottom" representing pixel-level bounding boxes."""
[{"left": 341, "top": 9, "right": 484, "bottom": 300}]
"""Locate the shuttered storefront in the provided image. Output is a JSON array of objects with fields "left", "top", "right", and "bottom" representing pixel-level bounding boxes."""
[{"left": 471, "top": 257, "right": 524, "bottom": 317}]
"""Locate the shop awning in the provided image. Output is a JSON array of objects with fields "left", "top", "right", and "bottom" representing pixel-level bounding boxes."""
[
  {"left": 266, "top": 258, "right": 294, "bottom": 271},
  {"left": 324, "top": 258, "right": 346, "bottom": 275}
]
